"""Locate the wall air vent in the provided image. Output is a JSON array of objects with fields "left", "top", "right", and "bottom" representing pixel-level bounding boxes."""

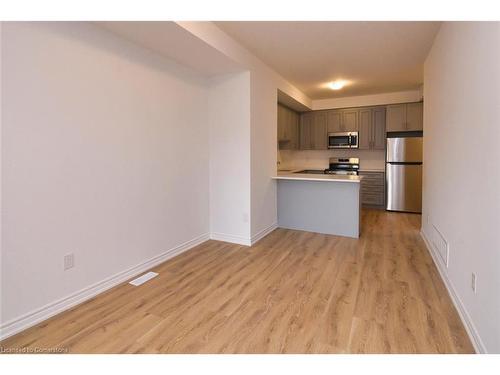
[{"left": 431, "top": 223, "right": 449, "bottom": 267}]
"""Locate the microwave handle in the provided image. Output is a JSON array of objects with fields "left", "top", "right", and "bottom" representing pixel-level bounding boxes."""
[{"left": 348, "top": 134, "right": 352, "bottom": 148}]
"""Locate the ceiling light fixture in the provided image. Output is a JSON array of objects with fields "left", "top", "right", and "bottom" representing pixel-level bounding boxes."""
[{"left": 328, "top": 80, "right": 348, "bottom": 90}]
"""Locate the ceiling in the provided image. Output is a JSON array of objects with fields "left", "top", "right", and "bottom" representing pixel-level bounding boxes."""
[
  {"left": 215, "top": 21, "right": 441, "bottom": 100},
  {"left": 97, "top": 22, "right": 243, "bottom": 77}
]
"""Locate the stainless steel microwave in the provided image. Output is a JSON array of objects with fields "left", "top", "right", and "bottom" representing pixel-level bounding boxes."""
[{"left": 328, "top": 131, "right": 359, "bottom": 149}]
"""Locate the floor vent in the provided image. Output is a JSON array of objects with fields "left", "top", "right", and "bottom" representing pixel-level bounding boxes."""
[{"left": 129, "top": 271, "right": 159, "bottom": 286}]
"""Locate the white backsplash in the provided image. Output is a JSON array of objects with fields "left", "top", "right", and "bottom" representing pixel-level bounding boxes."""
[{"left": 280, "top": 149, "right": 386, "bottom": 171}]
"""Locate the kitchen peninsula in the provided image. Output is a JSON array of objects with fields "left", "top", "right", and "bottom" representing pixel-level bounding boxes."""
[{"left": 272, "top": 170, "right": 362, "bottom": 238}]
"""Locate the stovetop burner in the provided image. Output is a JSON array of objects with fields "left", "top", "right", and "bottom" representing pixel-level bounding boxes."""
[{"left": 325, "top": 157, "right": 360, "bottom": 175}]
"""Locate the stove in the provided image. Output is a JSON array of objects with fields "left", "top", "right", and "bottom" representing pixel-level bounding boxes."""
[{"left": 324, "top": 157, "right": 359, "bottom": 175}]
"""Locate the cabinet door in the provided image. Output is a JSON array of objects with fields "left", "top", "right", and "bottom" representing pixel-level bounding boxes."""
[
  {"left": 278, "top": 104, "right": 300, "bottom": 150},
  {"left": 406, "top": 102, "right": 423, "bottom": 131},
  {"left": 342, "top": 109, "right": 359, "bottom": 131},
  {"left": 288, "top": 111, "right": 300, "bottom": 149},
  {"left": 277, "top": 104, "right": 286, "bottom": 142},
  {"left": 386, "top": 104, "right": 407, "bottom": 131},
  {"left": 359, "top": 172, "right": 385, "bottom": 207},
  {"left": 311, "top": 111, "right": 327, "bottom": 150},
  {"left": 372, "top": 107, "right": 386, "bottom": 150},
  {"left": 282, "top": 108, "right": 293, "bottom": 149},
  {"left": 358, "top": 108, "right": 372, "bottom": 150},
  {"left": 327, "top": 110, "right": 342, "bottom": 133},
  {"left": 299, "top": 112, "right": 313, "bottom": 150}
]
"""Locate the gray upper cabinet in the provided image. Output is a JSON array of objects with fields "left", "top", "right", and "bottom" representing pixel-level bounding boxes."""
[
  {"left": 287, "top": 109, "right": 300, "bottom": 149},
  {"left": 386, "top": 104, "right": 407, "bottom": 131},
  {"left": 406, "top": 102, "right": 423, "bottom": 131},
  {"left": 278, "top": 103, "right": 299, "bottom": 150},
  {"left": 386, "top": 102, "right": 423, "bottom": 132},
  {"left": 358, "top": 109, "right": 372, "bottom": 150},
  {"left": 300, "top": 111, "right": 327, "bottom": 150},
  {"left": 277, "top": 104, "right": 286, "bottom": 141},
  {"left": 327, "top": 110, "right": 342, "bottom": 133},
  {"left": 372, "top": 107, "right": 386, "bottom": 150},
  {"left": 358, "top": 107, "right": 386, "bottom": 150},
  {"left": 326, "top": 109, "right": 358, "bottom": 132},
  {"left": 299, "top": 112, "right": 313, "bottom": 150},
  {"left": 311, "top": 111, "right": 327, "bottom": 149},
  {"left": 342, "top": 109, "right": 359, "bottom": 131}
]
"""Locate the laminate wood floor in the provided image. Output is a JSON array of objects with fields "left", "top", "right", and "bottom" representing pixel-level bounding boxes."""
[{"left": 0, "top": 209, "right": 474, "bottom": 353}]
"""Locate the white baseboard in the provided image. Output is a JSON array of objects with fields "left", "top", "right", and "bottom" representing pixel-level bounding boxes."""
[
  {"left": 251, "top": 222, "right": 278, "bottom": 245},
  {"left": 210, "top": 232, "right": 251, "bottom": 246},
  {"left": 420, "top": 230, "right": 486, "bottom": 353},
  {"left": 209, "top": 222, "right": 278, "bottom": 247},
  {"left": 0, "top": 233, "right": 210, "bottom": 341}
]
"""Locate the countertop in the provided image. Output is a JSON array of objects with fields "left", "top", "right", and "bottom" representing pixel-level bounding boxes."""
[
  {"left": 359, "top": 168, "right": 385, "bottom": 173},
  {"left": 274, "top": 169, "right": 362, "bottom": 183}
]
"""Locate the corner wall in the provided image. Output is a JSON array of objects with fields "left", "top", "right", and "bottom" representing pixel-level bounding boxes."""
[
  {"left": 208, "top": 72, "right": 251, "bottom": 244},
  {"left": 1, "top": 22, "right": 210, "bottom": 335},
  {"left": 422, "top": 21, "right": 500, "bottom": 353},
  {"left": 249, "top": 72, "right": 279, "bottom": 241}
]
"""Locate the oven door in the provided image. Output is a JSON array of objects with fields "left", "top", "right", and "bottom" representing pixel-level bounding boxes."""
[{"left": 328, "top": 132, "right": 351, "bottom": 149}]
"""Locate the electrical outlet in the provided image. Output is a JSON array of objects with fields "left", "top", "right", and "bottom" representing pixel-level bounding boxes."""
[
  {"left": 471, "top": 272, "right": 477, "bottom": 293},
  {"left": 64, "top": 253, "right": 74, "bottom": 270}
]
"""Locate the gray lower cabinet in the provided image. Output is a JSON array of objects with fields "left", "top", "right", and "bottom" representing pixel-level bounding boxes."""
[
  {"left": 386, "top": 102, "right": 423, "bottom": 132},
  {"left": 359, "top": 171, "right": 385, "bottom": 208},
  {"left": 358, "top": 107, "right": 386, "bottom": 150},
  {"left": 278, "top": 103, "right": 299, "bottom": 150}
]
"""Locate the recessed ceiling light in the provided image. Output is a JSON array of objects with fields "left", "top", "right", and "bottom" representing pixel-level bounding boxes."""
[{"left": 328, "top": 80, "right": 348, "bottom": 90}]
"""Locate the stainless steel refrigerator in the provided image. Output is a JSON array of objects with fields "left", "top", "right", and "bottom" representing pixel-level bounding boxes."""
[{"left": 386, "top": 135, "right": 423, "bottom": 213}]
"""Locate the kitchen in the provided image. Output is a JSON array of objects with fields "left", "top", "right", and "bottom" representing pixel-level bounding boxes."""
[{"left": 274, "top": 97, "right": 423, "bottom": 238}]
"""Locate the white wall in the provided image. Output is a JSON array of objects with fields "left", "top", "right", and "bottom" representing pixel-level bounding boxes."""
[
  {"left": 0, "top": 22, "right": 3, "bottom": 327},
  {"left": 1, "top": 22, "right": 210, "bottom": 328},
  {"left": 312, "top": 89, "right": 423, "bottom": 110},
  {"left": 207, "top": 69, "right": 282, "bottom": 244},
  {"left": 422, "top": 22, "right": 500, "bottom": 353},
  {"left": 208, "top": 72, "right": 251, "bottom": 244},
  {"left": 250, "top": 72, "right": 280, "bottom": 240}
]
